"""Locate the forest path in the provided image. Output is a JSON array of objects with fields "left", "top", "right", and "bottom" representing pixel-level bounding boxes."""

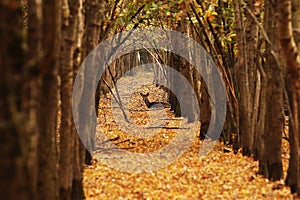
[{"left": 83, "top": 70, "right": 294, "bottom": 199}]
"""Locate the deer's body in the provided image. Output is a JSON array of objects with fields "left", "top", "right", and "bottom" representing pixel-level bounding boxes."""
[{"left": 140, "top": 93, "right": 170, "bottom": 108}]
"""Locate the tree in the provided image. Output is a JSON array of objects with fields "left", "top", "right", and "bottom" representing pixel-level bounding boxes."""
[
  {"left": 0, "top": 0, "right": 62, "bottom": 199},
  {"left": 280, "top": 0, "right": 300, "bottom": 195},
  {"left": 0, "top": 1, "right": 37, "bottom": 199},
  {"left": 261, "top": 0, "right": 283, "bottom": 181},
  {"left": 59, "top": 0, "right": 85, "bottom": 199},
  {"left": 80, "top": 0, "right": 106, "bottom": 165}
]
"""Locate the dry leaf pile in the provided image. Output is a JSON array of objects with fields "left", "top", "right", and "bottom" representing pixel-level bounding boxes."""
[{"left": 83, "top": 72, "right": 296, "bottom": 199}]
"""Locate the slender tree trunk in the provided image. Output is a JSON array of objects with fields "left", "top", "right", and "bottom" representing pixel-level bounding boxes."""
[
  {"left": 37, "top": 0, "right": 61, "bottom": 199},
  {"left": 280, "top": 0, "right": 300, "bottom": 195},
  {"left": 81, "top": 0, "right": 105, "bottom": 165},
  {"left": 245, "top": 0, "right": 261, "bottom": 156},
  {"left": 234, "top": 0, "right": 262, "bottom": 156},
  {"left": 177, "top": 16, "right": 196, "bottom": 122},
  {"left": 0, "top": 1, "right": 38, "bottom": 199},
  {"left": 71, "top": 1, "right": 86, "bottom": 198},
  {"left": 58, "top": 0, "right": 82, "bottom": 199},
  {"left": 199, "top": 55, "right": 213, "bottom": 139},
  {"left": 168, "top": 51, "right": 181, "bottom": 117},
  {"left": 263, "top": 0, "right": 284, "bottom": 181},
  {"left": 292, "top": 0, "right": 300, "bottom": 195},
  {"left": 256, "top": 59, "right": 268, "bottom": 175},
  {"left": 25, "top": 0, "right": 43, "bottom": 197},
  {"left": 233, "top": 0, "right": 251, "bottom": 155}
]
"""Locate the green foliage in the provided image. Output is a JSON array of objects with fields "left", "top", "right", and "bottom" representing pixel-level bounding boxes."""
[
  {"left": 103, "top": 0, "right": 190, "bottom": 33},
  {"left": 101, "top": 0, "right": 236, "bottom": 56}
]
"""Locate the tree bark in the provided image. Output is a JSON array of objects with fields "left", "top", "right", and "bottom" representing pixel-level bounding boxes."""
[
  {"left": 177, "top": 17, "right": 197, "bottom": 122},
  {"left": 58, "top": 0, "right": 82, "bottom": 199},
  {"left": 37, "top": 0, "right": 61, "bottom": 199},
  {"left": 81, "top": 0, "right": 105, "bottom": 165},
  {"left": 245, "top": 0, "right": 261, "bottom": 157},
  {"left": 233, "top": 0, "right": 251, "bottom": 155},
  {"left": 279, "top": 0, "right": 300, "bottom": 195},
  {"left": 263, "top": 0, "right": 284, "bottom": 181},
  {"left": 0, "top": 1, "right": 38, "bottom": 199}
]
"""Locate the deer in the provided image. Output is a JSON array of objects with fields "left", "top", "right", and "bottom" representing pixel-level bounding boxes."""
[{"left": 140, "top": 92, "right": 170, "bottom": 109}]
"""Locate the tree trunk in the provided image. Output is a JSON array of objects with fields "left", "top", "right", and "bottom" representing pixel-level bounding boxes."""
[
  {"left": 256, "top": 60, "right": 268, "bottom": 175},
  {"left": 168, "top": 52, "right": 181, "bottom": 117},
  {"left": 37, "top": 0, "right": 61, "bottom": 199},
  {"left": 71, "top": 1, "right": 86, "bottom": 198},
  {"left": 263, "top": 0, "right": 284, "bottom": 181},
  {"left": 245, "top": 0, "right": 261, "bottom": 157},
  {"left": 233, "top": 0, "right": 251, "bottom": 156},
  {"left": 199, "top": 57, "right": 212, "bottom": 139},
  {"left": 81, "top": 0, "right": 105, "bottom": 165},
  {"left": 280, "top": 0, "right": 300, "bottom": 195},
  {"left": 177, "top": 17, "right": 197, "bottom": 122},
  {"left": 0, "top": 1, "right": 38, "bottom": 199},
  {"left": 58, "top": 0, "right": 82, "bottom": 199}
]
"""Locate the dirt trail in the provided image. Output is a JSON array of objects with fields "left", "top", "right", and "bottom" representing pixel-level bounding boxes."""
[{"left": 83, "top": 71, "right": 295, "bottom": 199}]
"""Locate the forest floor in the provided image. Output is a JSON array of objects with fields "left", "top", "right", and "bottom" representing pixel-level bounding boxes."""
[{"left": 83, "top": 70, "right": 297, "bottom": 199}]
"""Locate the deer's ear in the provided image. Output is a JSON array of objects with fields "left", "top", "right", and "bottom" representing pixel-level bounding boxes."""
[
  {"left": 140, "top": 93, "right": 143, "bottom": 95},
  {"left": 146, "top": 93, "right": 149, "bottom": 96}
]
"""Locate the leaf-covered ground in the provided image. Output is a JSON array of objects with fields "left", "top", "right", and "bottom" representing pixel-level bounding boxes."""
[{"left": 83, "top": 71, "right": 297, "bottom": 199}]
